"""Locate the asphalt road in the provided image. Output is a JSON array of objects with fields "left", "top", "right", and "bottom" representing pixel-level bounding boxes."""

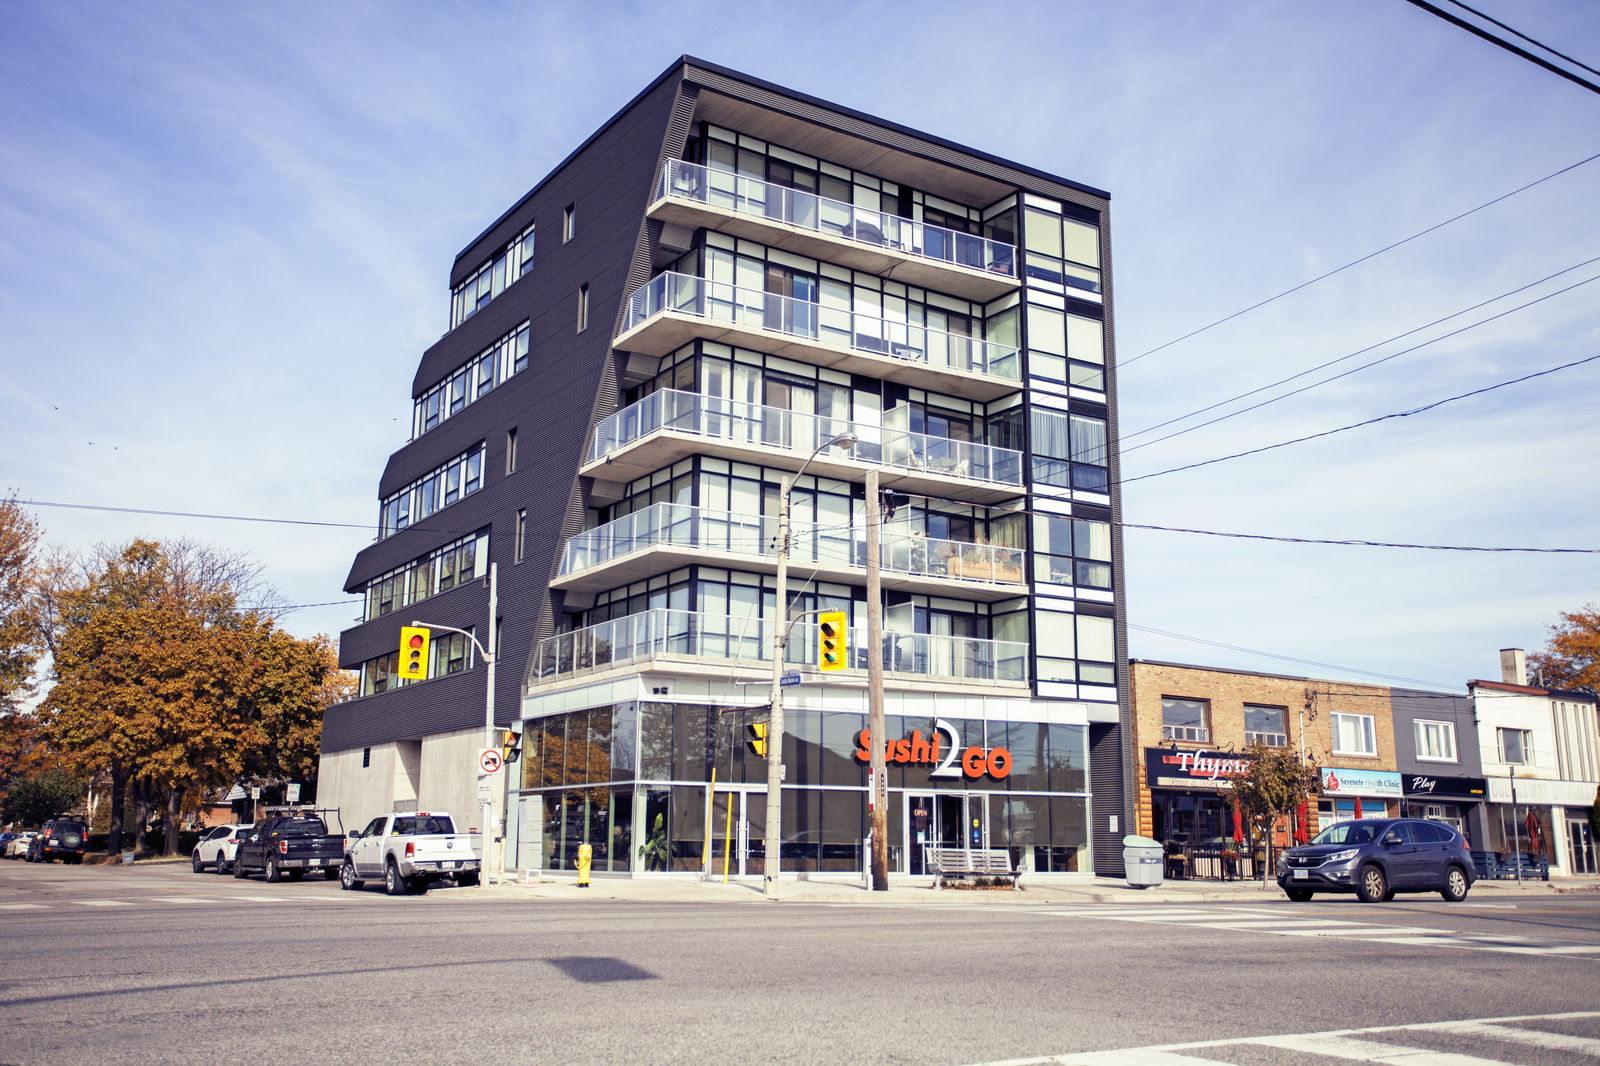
[{"left": 1, "top": 859, "right": 1597, "bottom": 1065}]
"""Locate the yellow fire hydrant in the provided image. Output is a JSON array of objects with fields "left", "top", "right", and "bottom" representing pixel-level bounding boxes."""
[{"left": 576, "top": 842, "right": 592, "bottom": 888}]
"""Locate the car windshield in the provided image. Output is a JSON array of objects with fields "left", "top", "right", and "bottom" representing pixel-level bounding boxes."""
[
  {"left": 1312, "top": 821, "right": 1384, "bottom": 846},
  {"left": 277, "top": 818, "right": 327, "bottom": 836},
  {"left": 393, "top": 816, "right": 455, "bottom": 835}
]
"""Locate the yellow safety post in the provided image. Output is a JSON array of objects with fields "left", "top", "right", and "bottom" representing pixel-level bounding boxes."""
[
  {"left": 722, "top": 793, "right": 735, "bottom": 883},
  {"left": 576, "top": 842, "right": 592, "bottom": 888}
]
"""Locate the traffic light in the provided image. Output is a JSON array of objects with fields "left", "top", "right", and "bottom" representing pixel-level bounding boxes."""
[
  {"left": 500, "top": 729, "right": 522, "bottom": 765},
  {"left": 746, "top": 722, "right": 768, "bottom": 757},
  {"left": 399, "top": 626, "right": 431, "bottom": 681},
  {"left": 818, "top": 610, "right": 847, "bottom": 671}
]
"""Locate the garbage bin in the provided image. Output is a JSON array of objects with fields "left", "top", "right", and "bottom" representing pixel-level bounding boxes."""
[{"left": 1123, "top": 834, "right": 1164, "bottom": 888}]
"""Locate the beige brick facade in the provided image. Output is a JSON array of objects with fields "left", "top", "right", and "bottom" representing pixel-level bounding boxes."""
[{"left": 1130, "top": 661, "right": 1398, "bottom": 842}]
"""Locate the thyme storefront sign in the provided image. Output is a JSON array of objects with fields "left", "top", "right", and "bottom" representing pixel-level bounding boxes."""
[
  {"left": 1144, "top": 747, "right": 1252, "bottom": 792},
  {"left": 853, "top": 718, "right": 1013, "bottom": 780}
]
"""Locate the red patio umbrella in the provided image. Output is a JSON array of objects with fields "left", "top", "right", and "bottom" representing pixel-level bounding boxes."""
[
  {"left": 1352, "top": 797, "right": 1364, "bottom": 819},
  {"left": 1294, "top": 800, "right": 1309, "bottom": 844},
  {"left": 1525, "top": 810, "right": 1545, "bottom": 856},
  {"left": 1232, "top": 802, "right": 1244, "bottom": 844}
]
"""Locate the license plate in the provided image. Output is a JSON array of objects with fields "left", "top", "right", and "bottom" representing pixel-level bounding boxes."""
[
  {"left": 1292, "top": 869, "right": 1309, "bottom": 880},
  {"left": 309, "top": 859, "right": 322, "bottom": 867}
]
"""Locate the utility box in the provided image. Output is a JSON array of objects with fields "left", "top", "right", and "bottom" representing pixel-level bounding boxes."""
[{"left": 1123, "top": 834, "right": 1164, "bottom": 888}]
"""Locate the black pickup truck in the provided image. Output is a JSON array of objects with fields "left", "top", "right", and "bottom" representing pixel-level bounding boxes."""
[{"left": 232, "top": 810, "right": 345, "bottom": 883}]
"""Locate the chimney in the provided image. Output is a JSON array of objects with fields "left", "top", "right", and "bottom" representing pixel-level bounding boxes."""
[{"left": 1499, "top": 648, "right": 1528, "bottom": 686}]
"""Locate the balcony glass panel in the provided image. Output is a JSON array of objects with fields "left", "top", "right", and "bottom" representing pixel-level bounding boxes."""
[
  {"left": 660, "top": 159, "right": 1016, "bottom": 278},
  {"left": 531, "top": 609, "right": 1028, "bottom": 684},
  {"left": 623, "top": 272, "right": 1020, "bottom": 381},
  {"left": 588, "top": 389, "right": 1023, "bottom": 487},
  {"left": 560, "top": 503, "right": 1026, "bottom": 586}
]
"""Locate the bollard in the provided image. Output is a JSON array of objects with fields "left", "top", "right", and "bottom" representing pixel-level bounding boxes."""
[{"left": 576, "top": 842, "right": 592, "bottom": 888}]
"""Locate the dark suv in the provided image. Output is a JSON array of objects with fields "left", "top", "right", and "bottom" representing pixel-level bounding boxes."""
[
  {"left": 28, "top": 818, "right": 89, "bottom": 864},
  {"left": 1277, "top": 817, "right": 1475, "bottom": 903}
]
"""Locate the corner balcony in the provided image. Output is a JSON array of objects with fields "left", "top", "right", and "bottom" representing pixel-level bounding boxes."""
[
  {"left": 614, "top": 273, "right": 1021, "bottom": 401},
  {"left": 529, "top": 609, "right": 1029, "bottom": 689},
  {"left": 648, "top": 159, "right": 1018, "bottom": 302},
  {"left": 580, "top": 389, "right": 1023, "bottom": 505},
  {"left": 553, "top": 503, "right": 1026, "bottom": 602}
]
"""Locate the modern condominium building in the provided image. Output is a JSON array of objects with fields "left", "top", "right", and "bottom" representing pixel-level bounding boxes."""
[{"left": 317, "top": 57, "right": 1131, "bottom": 879}]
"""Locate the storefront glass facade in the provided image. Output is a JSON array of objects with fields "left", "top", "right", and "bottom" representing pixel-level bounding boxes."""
[{"left": 514, "top": 701, "right": 1092, "bottom": 876}]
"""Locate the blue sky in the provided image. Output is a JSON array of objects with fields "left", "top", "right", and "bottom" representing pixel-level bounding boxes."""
[{"left": 1, "top": 0, "right": 1596, "bottom": 692}]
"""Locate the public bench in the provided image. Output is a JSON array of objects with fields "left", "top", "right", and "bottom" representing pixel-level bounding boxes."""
[
  {"left": 1471, "top": 851, "right": 1550, "bottom": 880},
  {"left": 927, "top": 847, "right": 1019, "bottom": 890}
]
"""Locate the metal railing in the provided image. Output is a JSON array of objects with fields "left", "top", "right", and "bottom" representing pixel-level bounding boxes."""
[
  {"left": 587, "top": 389, "right": 1024, "bottom": 487},
  {"left": 560, "top": 502, "right": 1026, "bottom": 584},
  {"left": 659, "top": 158, "right": 1016, "bottom": 278},
  {"left": 531, "top": 608, "right": 1029, "bottom": 684},
  {"left": 622, "top": 272, "right": 1020, "bottom": 382}
]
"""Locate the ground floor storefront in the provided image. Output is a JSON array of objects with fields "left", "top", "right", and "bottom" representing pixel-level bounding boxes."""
[
  {"left": 1484, "top": 776, "right": 1599, "bottom": 875},
  {"left": 507, "top": 684, "right": 1103, "bottom": 878}
]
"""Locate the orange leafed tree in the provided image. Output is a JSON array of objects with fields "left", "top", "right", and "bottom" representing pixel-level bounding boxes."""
[{"left": 1529, "top": 604, "right": 1600, "bottom": 692}]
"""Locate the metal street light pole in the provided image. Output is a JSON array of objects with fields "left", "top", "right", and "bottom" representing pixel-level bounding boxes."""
[
  {"left": 412, "top": 562, "right": 500, "bottom": 884},
  {"left": 866, "top": 467, "right": 888, "bottom": 890},
  {"left": 764, "top": 431, "right": 857, "bottom": 901}
]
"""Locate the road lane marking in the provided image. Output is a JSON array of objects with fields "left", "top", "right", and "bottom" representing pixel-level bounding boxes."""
[
  {"left": 1430, "top": 1020, "right": 1600, "bottom": 1055},
  {"left": 1253, "top": 1033, "right": 1510, "bottom": 1063},
  {"left": 0, "top": 903, "right": 47, "bottom": 910},
  {"left": 70, "top": 899, "right": 136, "bottom": 907},
  {"left": 150, "top": 896, "right": 218, "bottom": 904}
]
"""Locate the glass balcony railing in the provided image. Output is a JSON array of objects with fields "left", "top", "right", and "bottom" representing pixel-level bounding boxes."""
[
  {"left": 622, "top": 272, "right": 1020, "bottom": 382},
  {"left": 531, "top": 608, "right": 1029, "bottom": 684},
  {"left": 560, "top": 502, "right": 1026, "bottom": 585},
  {"left": 658, "top": 159, "right": 1017, "bottom": 278},
  {"left": 587, "top": 389, "right": 1023, "bottom": 487}
]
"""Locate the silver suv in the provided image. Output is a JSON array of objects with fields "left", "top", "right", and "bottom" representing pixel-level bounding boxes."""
[{"left": 1277, "top": 818, "right": 1475, "bottom": 903}]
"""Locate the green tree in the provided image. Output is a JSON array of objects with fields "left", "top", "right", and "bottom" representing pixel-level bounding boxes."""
[
  {"left": 1229, "top": 744, "right": 1321, "bottom": 887},
  {"left": 0, "top": 494, "right": 44, "bottom": 715},
  {"left": 1, "top": 769, "right": 86, "bottom": 827},
  {"left": 1529, "top": 604, "right": 1600, "bottom": 691}
]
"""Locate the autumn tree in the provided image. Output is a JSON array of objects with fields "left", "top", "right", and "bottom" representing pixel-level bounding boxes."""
[
  {"left": 237, "top": 631, "right": 354, "bottom": 797},
  {"left": 1529, "top": 604, "right": 1600, "bottom": 692},
  {"left": 0, "top": 494, "right": 44, "bottom": 715},
  {"left": 1, "top": 769, "right": 86, "bottom": 827},
  {"left": 1229, "top": 744, "right": 1321, "bottom": 887}
]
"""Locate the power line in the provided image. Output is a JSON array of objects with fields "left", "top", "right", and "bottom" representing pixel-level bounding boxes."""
[
  {"left": 1130, "top": 624, "right": 1455, "bottom": 689},
  {"left": 1404, "top": 0, "right": 1600, "bottom": 98},
  {"left": 1124, "top": 350, "right": 1600, "bottom": 484},
  {"left": 1439, "top": 0, "right": 1600, "bottom": 80},
  {"left": 1121, "top": 256, "right": 1600, "bottom": 447},
  {"left": 1119, "top": 148, "right": 1600, "bottom": 368},
  {"left": 1122, "top": 522, "right": 1600, "bottom": 554}
]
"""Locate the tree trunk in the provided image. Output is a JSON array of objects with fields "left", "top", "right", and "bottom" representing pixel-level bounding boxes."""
[
  {"left": 162, "top": 789, "right": 181, "bottom": 857},
  {"left": 105, "top": 764, "right": 128, "bottom": 856},
  {"left": 1262, "top": 813, "right": 1276, "bottom": 890},
  {"left": 131, "top": 779, "right": 154, "bottom": 857}
]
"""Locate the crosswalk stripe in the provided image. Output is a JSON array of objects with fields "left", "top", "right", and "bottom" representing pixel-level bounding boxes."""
[
  {"left": 150, "top": 896, "right": 217, "bottom": 904},
  {"left": 0, "top": 903, "right": 47, "bottom": 910},
  {"left": 70, "top": 899, "right": 136, "bottom": 907},
  {"left": 1430, "top": 1020, "right": 1600, "bottom": 1055},
  {"left": 1253, "top": 1033, "right": 1511, "bottom": 1064},
  {"left": 1027, "top": 1050, "right": 1224, "bottom": 1065}
]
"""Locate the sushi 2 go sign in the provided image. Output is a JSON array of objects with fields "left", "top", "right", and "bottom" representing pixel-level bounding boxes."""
[{"left": 852, "top": 718, "right": 1013, "bottom": 779}]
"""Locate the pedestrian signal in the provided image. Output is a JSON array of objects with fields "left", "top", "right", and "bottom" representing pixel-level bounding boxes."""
[
  {"left": 747, "top": 722, "right": 768, "bottom": 757},
  {"left": 399, "top": 626, "right": 431, "bottom": 681},
  {"left": 818, "top": 610, "right": 847, "bottom": 671},
  {"left": 500, "top": 728, "right": 522, "bottom": 765}
]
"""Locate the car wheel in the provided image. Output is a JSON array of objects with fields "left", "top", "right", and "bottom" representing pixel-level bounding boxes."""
[
  {"left": 1283, "top": 888, "right": 1313, "bottom": 902},
  {"left": 340, "top": 861, "right": 363, "bottom": 891},
  {"left": 1440, "top": 865, "right": 1470, "bottom": 902},
  {"left": 264, "top": 857, "right": 282, "bottom": 883},
  {"left": 234, "top": 857, "right": 249, "bottom": 879},
  {"left": 1355, "top": 863, "right": 1389, "bottom": 903},
  {"left": 385, "top": 860, "right": 406, "bottom": 896},
  {"left": 216, "top": 856, "right": 230, "bottom": 875},
  {"left": 192, "top": 852, "right": 204, "bottom": 873}
]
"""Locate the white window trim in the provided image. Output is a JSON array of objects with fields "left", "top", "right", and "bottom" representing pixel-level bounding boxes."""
[
  {"left": 1331, "top": 711, "right": 1377, "bottom": 757},
  {"left": 1413, "top": 719, "right": 1458, "bottom": 763}
]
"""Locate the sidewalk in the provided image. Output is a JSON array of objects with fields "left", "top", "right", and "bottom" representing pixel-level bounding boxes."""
[{"left": 464, "top": 870, "right": 1600, "bottom": 906}]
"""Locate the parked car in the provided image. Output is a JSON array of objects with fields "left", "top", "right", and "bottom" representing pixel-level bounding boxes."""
[
  {"left": 1277, "top": 817, "right": 1476, "bottom": 902},
  {"left": 191, "top": 823, "right": 254, "bottom": 874},
  {"left": 5, "top": 831, "right": 38, "bottom": 858},
  {"left": 28, "top": 818, "right": 89, "bottom": 864},
  {"left": 0, "top": 832, "right": 18, "bottom": 854},
  {"left": 232, "top": 809, "right": 346, "bottom": 882},
  {"left": 341, "top": 812, "right": 481, "bottom": 895}
]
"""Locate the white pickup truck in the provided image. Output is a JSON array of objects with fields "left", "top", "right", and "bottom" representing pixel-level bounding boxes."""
[{"left": 339, "top": 812, "right": 481, "bottom": 895}]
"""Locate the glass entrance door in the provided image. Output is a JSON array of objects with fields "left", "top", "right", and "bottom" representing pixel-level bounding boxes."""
[
  {"left": 708, "top": 788, "right": 766, "bottom": 878},
  {"left": 1568, "top": 818, "right": 1597, "bottom": 875},
  {"left": 906, "top": 793, "right": 987, "bottom": 874}
]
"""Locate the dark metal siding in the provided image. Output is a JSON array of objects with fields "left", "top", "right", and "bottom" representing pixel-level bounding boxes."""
[
  {"left": 1089, "top": 721, "right": 1126, "bottom": 876},
  {"left": 323, "top": 72, "right": 687, "bottom": 753}
]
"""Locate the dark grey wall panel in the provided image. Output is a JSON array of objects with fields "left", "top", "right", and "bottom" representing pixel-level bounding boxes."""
[
  {"left": 1391, "top": 689, "right": 1483, "bottom": 776},
  {"left": 1089, "top": 721, "right": 1126, "bottom": 876}
]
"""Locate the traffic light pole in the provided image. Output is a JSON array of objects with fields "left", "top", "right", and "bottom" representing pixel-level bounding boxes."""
[
  {"left": 411, "top": 562, "right": 500, "bottom": 884},
  {"left": 866, "top": 467, "right": 888, "bottom": 891}
]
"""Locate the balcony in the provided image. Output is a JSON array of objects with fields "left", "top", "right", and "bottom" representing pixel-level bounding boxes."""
[
  {"left": 530, "top": 608, "right": 1029, "bottom": 687},
  {"left": 614, "top": 273, "right": 1021, "bottom": 401},
  {"left": 647, "top": 159, "right": 1018, "bottom": 301},
  {"left": 581, "top": 389, "right": 1024, "bottom": 505},
  {"left": 554, "top": 503, "right": 1026, "bottom": 601}
]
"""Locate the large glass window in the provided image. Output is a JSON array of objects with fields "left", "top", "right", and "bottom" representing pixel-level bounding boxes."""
[
  {"left": 1414, "top": 720, "right": 1457, "bottom": 762},
  {"left": 1022, "top": 207, "right": 1101, "bottom": 293},
  {"left": 450, "top": 223, "right": 535, "bottom": 328},
  {"left": 378, "top": 443, "right": 487, "bottom": 538},
  {"left": 1030, "top": 409, "right": 1109, "bottom": 493},
  {"left": 1245, "top": 705, "right": 1288, "bottom": 747},
  {"left": 363, "top": 531, "right": 489, "bottom": 621},
  {"left": 1032, "top": 514, "right": 1112, "bottom": 589},
  {"left": 414, "top": 323, "right": 530, "bottom": 438},
  {"left": 1498, "top": 727, "right": 1530, "bottom": 764},
  {"left": 1332, "top": 713, "right": 1377, "bottom": 756},
  {"left": 1162, "top": 698, "right": 1210, "bottom": 743}
]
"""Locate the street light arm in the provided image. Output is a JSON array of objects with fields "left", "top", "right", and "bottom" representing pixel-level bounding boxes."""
[{"left": 410, "top": 619, "right": 493, "bottom": 665}]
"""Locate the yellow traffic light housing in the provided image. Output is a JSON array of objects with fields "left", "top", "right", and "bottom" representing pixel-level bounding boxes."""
[
  {"left": 500, "top": 728, "right": 522, "bottom": 764},
  {"left": 399, "top": 626, "right": 431, "bottom": 681},
  {"left": 818, "top": 610, "right": 847, "bottom": 672},
  {"left": 746, "top": 721, "right": 768, "bottom": 757}
]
